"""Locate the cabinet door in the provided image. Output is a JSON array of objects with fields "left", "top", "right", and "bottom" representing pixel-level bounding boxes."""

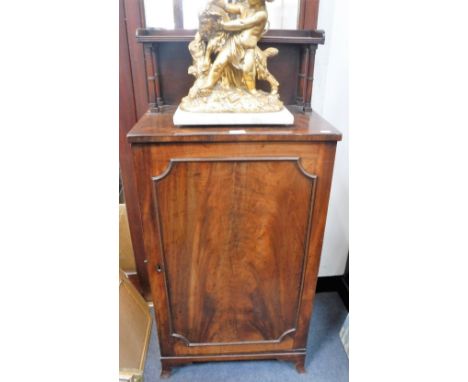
[{"left": 149, "top": 157, "right": 317, "bottom": 355}]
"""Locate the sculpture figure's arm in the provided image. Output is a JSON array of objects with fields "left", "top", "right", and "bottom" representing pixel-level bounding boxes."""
[
  {"left": 212, "top": 0, "right": 242, "bottom": 14},
  {"left": 220, "top": 12, "right": 267, "bottom": 31}
]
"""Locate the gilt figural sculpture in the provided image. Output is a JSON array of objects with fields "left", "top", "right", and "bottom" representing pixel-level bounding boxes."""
[{"left": 180, "top": 0, "right": 285, "bottom": 113}]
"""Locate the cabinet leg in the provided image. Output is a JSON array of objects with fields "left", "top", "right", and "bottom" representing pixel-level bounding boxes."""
[
  {"left": 160, "top": 362, "right": 172, "bottom": 379},
  {"left": 294, "top": 356, "right": 306, "bottom": 374}
]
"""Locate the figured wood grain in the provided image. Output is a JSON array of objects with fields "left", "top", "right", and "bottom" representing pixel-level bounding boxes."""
[{"left": 152, "top": 158, "right": 316, "bottom": 347}]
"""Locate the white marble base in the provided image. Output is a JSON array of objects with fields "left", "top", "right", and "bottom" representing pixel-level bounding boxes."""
[{"left": 173, "top": 107, "right": 294, "bottom": 126}]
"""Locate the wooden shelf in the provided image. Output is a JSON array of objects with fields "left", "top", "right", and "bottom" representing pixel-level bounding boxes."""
[{"left": 136, "top": 28, "right": 325, "bottom": 45}]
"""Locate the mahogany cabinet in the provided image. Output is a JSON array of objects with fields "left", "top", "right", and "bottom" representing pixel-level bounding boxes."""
[{"left": 127, "top": 107, "right": 341, "bottom": 377}]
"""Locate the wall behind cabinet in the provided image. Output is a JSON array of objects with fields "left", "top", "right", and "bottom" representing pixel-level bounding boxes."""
[{"left": 313, "top": 0, "right": 349, "bottom": 276}]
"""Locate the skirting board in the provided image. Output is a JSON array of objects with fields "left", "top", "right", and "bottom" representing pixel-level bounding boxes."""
[
  {"left": 173, "top": 107, "right": 295, "bottom": 126},
  {"left": 316, "top": 276, "right": 349, "bottom": 311}
]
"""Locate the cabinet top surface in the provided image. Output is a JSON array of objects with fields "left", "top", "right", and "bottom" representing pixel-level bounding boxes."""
[{"left": 127, "top": 107, "right": 342, "bottom": 144}]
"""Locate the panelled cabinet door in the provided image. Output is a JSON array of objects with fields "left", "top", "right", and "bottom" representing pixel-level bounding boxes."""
[{"left": 151, "top": 157, "right": 316, "bottom": 355}]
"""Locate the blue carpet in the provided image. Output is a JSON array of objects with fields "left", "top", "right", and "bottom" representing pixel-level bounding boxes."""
[{"left": 144, "top": 292, "right": 348, "bottom": 381}]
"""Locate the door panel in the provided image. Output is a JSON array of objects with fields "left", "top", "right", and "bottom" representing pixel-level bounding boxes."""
[{"left": 152, "top": 158, "right": 316, "bottom": 350}]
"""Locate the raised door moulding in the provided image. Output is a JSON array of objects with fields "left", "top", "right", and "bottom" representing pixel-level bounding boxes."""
[
  {"left": 153, "top": 157, "right": 317, "bottom": 181},
  {"left": 151, "top": 157, "right": 317, "bottom": 347}
]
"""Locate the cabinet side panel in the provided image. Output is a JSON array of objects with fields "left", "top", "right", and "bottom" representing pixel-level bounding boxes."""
[
  {"left": 131, "top": 144, "right": 173, "bottom": 356},
  {"left": 294, "top": 142, "right": 338, "bottom": 348}
]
